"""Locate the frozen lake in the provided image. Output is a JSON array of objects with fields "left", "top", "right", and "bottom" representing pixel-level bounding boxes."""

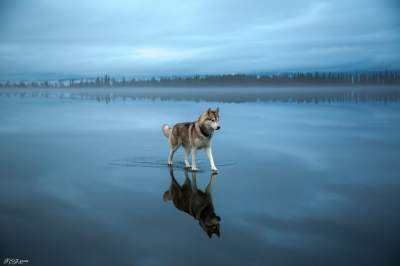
[{"left": 1, "top": 92, "right": 399, "bottom": 266}]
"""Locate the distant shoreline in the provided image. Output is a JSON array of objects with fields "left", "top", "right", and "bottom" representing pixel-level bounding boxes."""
[{"left": 1, "top": 85, "right": 400, "bottom": 103}]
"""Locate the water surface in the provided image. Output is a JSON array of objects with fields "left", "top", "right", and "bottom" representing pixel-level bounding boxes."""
[{"left": 1, "top": 94, "right": 399, "bottom": 266}]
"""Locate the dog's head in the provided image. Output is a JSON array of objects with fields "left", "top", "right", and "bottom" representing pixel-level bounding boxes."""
[
  {"left": 199, "top": 208, "right": 221, "bottom": 238},
  {"left": 200, "top": 108, "right": 220, "bottom": 131}
]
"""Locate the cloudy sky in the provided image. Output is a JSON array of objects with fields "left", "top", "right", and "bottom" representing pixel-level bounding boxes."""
[{"left": 0, "top": 0, "right": 399, "bottom": 80}]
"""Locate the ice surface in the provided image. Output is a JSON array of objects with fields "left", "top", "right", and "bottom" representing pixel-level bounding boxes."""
[{"left": 1, "top": 94, "right": 399, "bottom": 266}]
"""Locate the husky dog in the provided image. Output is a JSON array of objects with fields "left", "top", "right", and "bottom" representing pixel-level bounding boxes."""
[
  {"left": 163, "top": 166, "right": 221, "bottom": 238},
  {"left": 162, "top": 108, "right": 220, "bottom": 172}
]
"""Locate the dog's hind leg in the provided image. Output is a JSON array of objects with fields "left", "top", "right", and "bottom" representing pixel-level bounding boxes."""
[
  {"left": 163, "top": 166, "right": 175, "bottom": 202},
  {"left": 167, "top": 134, "right": 180, "bottom": 165},
  {"left": 168, "top": 146, "right": 178, "bottom": 165}
]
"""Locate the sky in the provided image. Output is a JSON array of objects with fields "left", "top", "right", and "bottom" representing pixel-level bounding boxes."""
[{"left": 0, "top": 0, "right": 399, "bottom": 80}]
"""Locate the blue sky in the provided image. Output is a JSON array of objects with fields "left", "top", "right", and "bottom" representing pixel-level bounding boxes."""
[{"left": 0, "top": 0, "right": 399, "bottom": 80}]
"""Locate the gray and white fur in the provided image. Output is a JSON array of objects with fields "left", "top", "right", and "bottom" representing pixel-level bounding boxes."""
[{"left": 162, "top": 108, "right": 220, "bottom": 172}]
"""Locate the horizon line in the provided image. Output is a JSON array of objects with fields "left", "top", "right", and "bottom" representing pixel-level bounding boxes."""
[{"left": 1, "top": 69, "right": 400, "bottom": 82}]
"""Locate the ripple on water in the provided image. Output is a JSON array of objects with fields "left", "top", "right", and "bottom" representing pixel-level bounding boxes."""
[{"left": 109, "top": 156, "right": 236, "bottom": 171}]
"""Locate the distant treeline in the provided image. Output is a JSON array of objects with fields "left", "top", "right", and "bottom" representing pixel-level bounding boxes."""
[{"left": 1, "top": 71, "right": 400, "bottom": 88}]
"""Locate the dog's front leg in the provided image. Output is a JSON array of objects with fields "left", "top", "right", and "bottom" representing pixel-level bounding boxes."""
[
  {"left": 206, "top": 146, "right": 218, "bottom": 173},
  {"left": 206, "top": 172, "right": 217, "bottom": 195},
  {"left": 190, "top": 171, "right": 198, "bottom": 192},
  {"left": 191, "top": 148, "right": 199, "bottom": 171},
  {"left": 184, "top": 148, "right": 191, "bottom": 168}
]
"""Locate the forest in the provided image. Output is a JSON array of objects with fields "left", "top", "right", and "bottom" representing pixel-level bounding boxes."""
[{"left": 1, "top": 71, "right": 400, "bottom": 88}]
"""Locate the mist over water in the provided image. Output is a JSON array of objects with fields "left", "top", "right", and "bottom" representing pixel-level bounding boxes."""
[{"left": 1, "top": 93, "right": 399, "bottom": 266}]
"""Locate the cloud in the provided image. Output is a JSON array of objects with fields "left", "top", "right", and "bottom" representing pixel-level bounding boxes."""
[{"left": 0, "top": 0, "right": 399, "bottom": 79}]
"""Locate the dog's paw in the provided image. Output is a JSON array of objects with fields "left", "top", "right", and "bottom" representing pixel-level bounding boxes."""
[
  {"left": 211, "top": 168, "right": 219, "bottom": 173},
  {"left": 184, "top": 164, "right": 191, "bottom": 169},
  {"left": 167, "top": 161, "right": 173, "bottom": 166},
  {"left": 191, "top": 167, "right": 199, "bottom": 172}
]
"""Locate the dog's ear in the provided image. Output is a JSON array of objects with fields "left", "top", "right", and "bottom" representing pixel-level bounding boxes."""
[
  {"left": 207, "top": 108, "right": 212, "bottom": 114},
  {"left": 216, "top": 107, "right": 219, "bottom": 113}
]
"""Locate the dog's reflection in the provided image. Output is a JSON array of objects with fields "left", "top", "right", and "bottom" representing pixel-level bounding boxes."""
[{"left": 163, "top": 167, "right": 221, "bottom": 238}]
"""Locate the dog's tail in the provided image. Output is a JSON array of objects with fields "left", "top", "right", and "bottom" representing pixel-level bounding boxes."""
[
  {"left": 162, "top": 124, "right": 172, "bottom": 138},
  {"left": 163, "top": 190, "right": 172, "bottom": 202}
]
